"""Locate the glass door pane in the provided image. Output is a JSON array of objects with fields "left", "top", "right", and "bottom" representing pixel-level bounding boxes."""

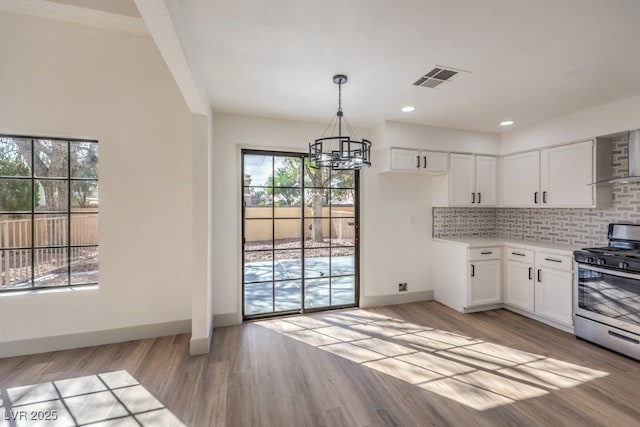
[{"left": 242, "top": 151, "right": 359, "bottom": 319}]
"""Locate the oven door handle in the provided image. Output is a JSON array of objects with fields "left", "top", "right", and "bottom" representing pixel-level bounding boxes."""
[{"left": 577, "top": 263, "right": 640, "bottom": 280}]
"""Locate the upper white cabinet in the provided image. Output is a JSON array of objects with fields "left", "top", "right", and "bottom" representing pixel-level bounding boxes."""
[
  {"left": 438, "top": 154, "right": 497, "bottom": 206},
  {"left": 540, "top": 141, "right": 594, "bottom": 207},
  {"left": 379, "top": 148, "right": 448, "bottom": 174},
  {"left": 503, "top": 139, "right": 611, "bottom": 208},
  {"left": 503, "top": 151, "right": 540, "bottom": 207}
]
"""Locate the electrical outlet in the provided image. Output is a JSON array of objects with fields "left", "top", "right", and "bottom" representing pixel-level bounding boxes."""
[{"left": 398, "top": 282, "right": 408, "bottom": 292}]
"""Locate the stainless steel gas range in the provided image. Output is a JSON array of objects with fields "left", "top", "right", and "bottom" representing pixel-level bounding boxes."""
[{"left": 573, "top": 223, "right": 640, "bottom": 361}]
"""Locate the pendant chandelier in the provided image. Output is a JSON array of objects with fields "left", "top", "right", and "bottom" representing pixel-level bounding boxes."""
[{"left": 309, "top": 74, "right": 372, "bottom": 170}]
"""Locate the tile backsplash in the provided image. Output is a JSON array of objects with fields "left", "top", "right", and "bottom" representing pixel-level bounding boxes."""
[{"left": 433, "top": 136, "right": 640, "bottom": 248}]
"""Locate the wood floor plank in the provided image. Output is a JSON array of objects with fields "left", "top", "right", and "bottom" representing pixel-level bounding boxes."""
[{"left": 1, "top": 301, "right": 639, "bottom": 426}]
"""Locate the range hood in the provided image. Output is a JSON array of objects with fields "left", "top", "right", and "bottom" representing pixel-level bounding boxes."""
[{"left": 595, "top": 129, "right": 640, "bottom": 185}]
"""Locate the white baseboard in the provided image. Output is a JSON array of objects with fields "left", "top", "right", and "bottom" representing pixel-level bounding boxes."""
[
  {"left": 213, "top": 312, "right": 240, "bottom": 327},
  {"left": 0, "top": 319, "right": 191, "bottom": 359},
  {"left": 360, "top": 290, "right": 434, "bottom": 308},
  {"left": 189, "top": 335, "right": 210, "bottom": 355}
]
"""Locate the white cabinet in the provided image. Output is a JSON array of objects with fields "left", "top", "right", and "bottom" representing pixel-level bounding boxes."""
[
  {"left": 432, "top": 241, "right": 502, "bottom": 313},
  {"left": 449, "top": 154, "right": 475, "bottom": 205},
  {"left": 504, "top": 248, "right": 535, "bottom": 311},
  {"left": 503, "top": 151, "right": 540, "bottom": 207},
  {"left": 469, "top": 259, "right": 501, "bottom": 307},
  {"left": 475, "top": 155, "right": 498, "bottom": 206},
  {"left": 503, "top": 139, "right": 611, "bottom": 208},
  {"left": 435, "top": 154, "right": 497, "bottom": 206},
  {"left": 534, "top": 252, "right": 573, "bottom": 327},
  {"left": 504, "top": 246, "right": 573, "bottom": 329},
  {"left": 540, "top": 141, "right": 594, "bottom": 207},
  {"left": 380, "top": 148, "right": 448, "bottom": 174}
]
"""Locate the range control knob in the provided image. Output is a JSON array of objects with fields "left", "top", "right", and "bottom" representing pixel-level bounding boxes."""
[
  {"left": 619, "top": 261, "right": 629, "bottom": 269},
  {"left": 597, "top": 258, "right": 606, "bottom": 265}
]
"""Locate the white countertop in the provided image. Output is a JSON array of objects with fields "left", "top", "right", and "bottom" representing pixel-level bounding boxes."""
[{"left": 433, "top": 237, "right": 581, "bottom": 254}]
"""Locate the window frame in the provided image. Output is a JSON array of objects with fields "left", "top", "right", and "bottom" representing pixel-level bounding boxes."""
[{"left": 0, "top": 134, "right": 99, "bottom": 292}]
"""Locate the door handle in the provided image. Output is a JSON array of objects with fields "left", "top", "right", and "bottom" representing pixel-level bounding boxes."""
[
  {"left": 543, "top": 191, "right": 547, "bottom": 203},
  {"left": 528, "top": 267, "right": 533, "bottom": 280},
  {"left": 471, "top": 264, "right": 475, "bottom": 277},
  {"left": 472, "top": 192, "right": 476, "bottom": 203},
  {"left": 416, "top": 155, "right": 420, "bottom": 168},
  {"left": 534, "top": 192, "right": 538, "bottom": 204},
  {"left": 478, "top": 192, "right": 481, "bottom": 204},
  {"left": 423, "top": 156, "right": 427, "bottom": 169},
  {"left": 537, "top": 269, "right": 542, "bottom": 283}
]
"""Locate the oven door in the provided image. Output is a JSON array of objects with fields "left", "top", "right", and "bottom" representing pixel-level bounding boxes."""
[{"left": 574, "top": 263, "right": 640, "bottom": 336}]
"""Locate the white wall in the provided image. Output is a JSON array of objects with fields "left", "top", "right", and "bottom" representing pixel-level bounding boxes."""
[
  {"left": 501, "top": 94, "right": 640, "bottom": 154},
  {"left": 383, "top": 120, "right": 501, "bottom": 154},
  {"left": 0, "top": 13, "right": 193, "bottom": 351},
  {"left": 364, "top": 121, "right": 500, "bottom": 298}
]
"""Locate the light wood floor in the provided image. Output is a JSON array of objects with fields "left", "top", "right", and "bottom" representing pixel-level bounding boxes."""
[{"left": 1, "top": 301, "right": 639, "bottom": 426}]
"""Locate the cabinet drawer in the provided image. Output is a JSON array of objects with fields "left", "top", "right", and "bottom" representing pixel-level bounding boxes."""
[
  {"left": 506, "top": 247, "right": 534, "bottom": 263},
  {"left": 537, "top": 252, "right": 572, "bottom": 271},
  {"left": 469, "top": 247, "right": 501, "bottom": 261}
]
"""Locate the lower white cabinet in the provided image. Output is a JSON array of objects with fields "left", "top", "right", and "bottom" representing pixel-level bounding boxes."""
[
  {"left": 469, "top": 259, "right": 501, "bottom": 307},
  {"left": 534, "top": 253, "right": 573, "bottom": 327},
  {"left": 433, "top": 241, "right": 574, "bottom": 331},
  {"left": 505, "top": 260, "right": 535, "bottom": 311},
  {"left": 432, "top": 241, "right": 502, "bottom": 313},
  {"left": 504, "top": 246, "right": 573, "bottom": 328}
]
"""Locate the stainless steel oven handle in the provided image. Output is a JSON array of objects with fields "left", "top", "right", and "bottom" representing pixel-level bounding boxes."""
[{"left": 577, "top": 263, "right": 640, "bottom": 280}]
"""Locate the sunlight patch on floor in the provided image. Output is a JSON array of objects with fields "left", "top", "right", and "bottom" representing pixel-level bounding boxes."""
[
  {"left": 0, "top": 371, "right": 184, "bottom": 426},
  {"left": 256, "top": 309, "right": 609, "bottom": 411}
]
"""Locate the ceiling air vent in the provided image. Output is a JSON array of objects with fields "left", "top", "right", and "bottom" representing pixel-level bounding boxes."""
[{"left": 413, "top": 66, "right": 465, "bottom": 88}]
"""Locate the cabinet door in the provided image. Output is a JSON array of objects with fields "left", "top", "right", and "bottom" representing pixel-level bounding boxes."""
[
  {"left": 390, "top": 148, "right": 421, "bottom": 171},
  {"left": 423, "top": 151, "right": 448, "bottom": 173},
  {"left": 468, "top": 260, "right": 501, "bottom": 307},
  {"left": 503, "top": 151, "right": 540, "bottom": 207},
  {"left": 540, "top": 140, "right": 594, "bottom": 207},
  {"left": 505, "top": 261, "right": 535, "bottom": 311},
  {"left": 535, "top": 267, "right": 573, "bottom": 326},
  {"left": 449, "top": 154, "right": 475, "bottom": 205},
  {"left": 475, "top": 156, "right": 497, "bottom": 206}
]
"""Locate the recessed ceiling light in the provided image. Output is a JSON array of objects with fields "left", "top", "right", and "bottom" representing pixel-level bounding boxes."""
[
  {"left": 500, "top": 120, "right": 514, "bottom": 126},
  {"left": 401, "top": 106, "right": 415, "bottom": 112}
]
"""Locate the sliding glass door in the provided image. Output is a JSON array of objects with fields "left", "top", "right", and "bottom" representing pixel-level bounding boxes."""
[{"left": 242, "top": 150, "right": 359, "bottom": 319}]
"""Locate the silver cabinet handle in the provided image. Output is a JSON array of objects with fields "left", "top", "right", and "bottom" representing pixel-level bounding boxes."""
[
  {"left": 545, "top": 257, "right": 562, "bottom": 263},
  {"left": 512, "top": 252, "right": 525, "bottom": 256},
  {"left": 480, "top": 250, "right": 493, "bottom": 255}
]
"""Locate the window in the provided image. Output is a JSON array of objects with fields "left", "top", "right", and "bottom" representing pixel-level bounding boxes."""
[{"left": 0, "top": 135, "right": 98, "bottom": 291}]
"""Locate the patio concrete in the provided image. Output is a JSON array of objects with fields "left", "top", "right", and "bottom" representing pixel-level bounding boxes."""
[{"left": 244, "top": 255, "right": 356, "bottom": 316}]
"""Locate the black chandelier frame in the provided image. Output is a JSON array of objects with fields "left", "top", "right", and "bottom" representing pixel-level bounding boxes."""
[{"left": 309, "top": 74, "right": 372, "bottom": 170}]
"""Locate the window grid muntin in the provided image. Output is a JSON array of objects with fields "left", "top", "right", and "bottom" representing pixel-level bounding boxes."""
[
  {"left": 242, "top": 150, "right": 359, "bottom": 318},
  {"left": 0, "top": 135, "right": 98, "bottom": 292}
]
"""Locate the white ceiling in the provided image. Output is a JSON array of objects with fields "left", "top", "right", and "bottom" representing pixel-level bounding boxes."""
[{"left": 7, "top": 0, "right": 640, "bottom": 134}]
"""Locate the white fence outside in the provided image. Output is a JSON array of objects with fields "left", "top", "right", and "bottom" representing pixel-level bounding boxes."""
[{"left": 0, "top": 215, "right": 98, "bottom": 287}]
